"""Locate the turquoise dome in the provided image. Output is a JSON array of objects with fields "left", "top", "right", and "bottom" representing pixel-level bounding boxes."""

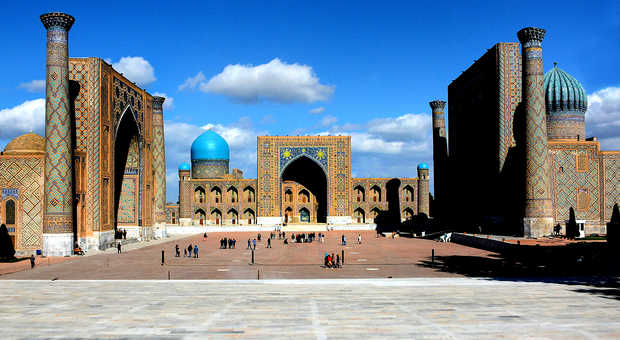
[
  {"left": 544, "top": 63, "right": 587, "bottom": 114},
  {"left": 178, "top": 162, "right": 191, "bottom": 171},
  {"left": 417, "top": 163, "right": 429, "bottom": 170},
  {"left": 191, "top": 130, "right": 229, "bottom": 161}
]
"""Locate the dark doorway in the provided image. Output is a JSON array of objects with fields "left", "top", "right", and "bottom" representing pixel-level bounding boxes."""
[
  {"left": 113, "top": 108, "right": 140, "bottom": 234},
  {"left": 281, "top": 156, "right": 327, "bottom": 223}
]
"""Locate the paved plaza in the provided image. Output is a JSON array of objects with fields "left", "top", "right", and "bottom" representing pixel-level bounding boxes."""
[
  {"left": 1, "top": 231, "right": 493, "bottom": 280},
  {"left": 1, "top": 278, "right": 620, "bottom": 339}
]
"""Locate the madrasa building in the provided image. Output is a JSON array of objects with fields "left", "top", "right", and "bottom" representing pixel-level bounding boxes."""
[
  {"left": 430, "top": 27, "right": 619, "bottom": 238},
  {"left": 165, "top": 132, "right": 429, "bottom": 227},
  {"left": 0, "top": 13, "right": 168, "bottom": 256}
]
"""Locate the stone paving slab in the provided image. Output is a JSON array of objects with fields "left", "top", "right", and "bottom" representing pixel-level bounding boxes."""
[{"left": 1, "top": 278, "right": 619, "bottom": 339}]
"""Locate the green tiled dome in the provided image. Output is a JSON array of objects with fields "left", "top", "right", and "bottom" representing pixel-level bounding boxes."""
[{"left": 544, "top": 63, "right": 587, "bottom": 114}]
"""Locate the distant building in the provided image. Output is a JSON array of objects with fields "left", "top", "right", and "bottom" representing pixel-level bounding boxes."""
[{"left": 167, "top": 132, "right": 428, "bottom": 226}]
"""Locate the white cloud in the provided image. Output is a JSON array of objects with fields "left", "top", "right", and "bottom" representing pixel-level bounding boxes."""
[
  {"left": 309, "top": 107, "right": 325, "bottom": 114},
  {"left": 199, "top": 58, "right": 334, "bottom": 103},
  {"left": 586, "top": 86, "right": 620, "bottom": 149},
  {"left": 18, "top": 80, "right": 45, "bottom": 93},
  {"left": 0, "top": 99, "right": 45, "bottom": 141},
  {"left": 368, "top": 113, "right": 431, "bottom": 142},
  {"left": 152, "top": 92, "right": 174, "bottom": 111},
  {"left": 111, "top": 56, "right": 156, "bottom": 87},
  {"left": 320, "top": 115, "right": 338, "bottom": 127},
  {"left": 178, "top": 72, "right": 206, "bottom": 91}
]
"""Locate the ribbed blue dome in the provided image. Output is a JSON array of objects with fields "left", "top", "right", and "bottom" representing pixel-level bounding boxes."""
[
  {"left": 544, "top": 63, "right": 587, "bottom": 114},
  {"left": 417, "top": 163, "right": 429, "bottom": 170},
  {"left": 178, "top": 162, "right": 191, "bottom": 171},
  {"left": 191, "top": 130, "right": 229, "bottom": 161}
]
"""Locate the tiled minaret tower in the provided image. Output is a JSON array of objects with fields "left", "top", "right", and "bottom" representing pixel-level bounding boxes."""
[
  {"left": 178, "top": 163, "right": 192, "bottom": 226},
  {"left": 430, "top": 100, "right": 447, "bottom": 219},
  {"left": 41, "top": 12, "right": 75, "bottom": 256},
  {"left": 152, "top": 96, "right": 167, "bottom": 225},
  {"left": 417, "top": 163, "right": 430, "bottom": 217},
  {"left": 517, "top": 27, "right": 554, "bottom": 237}
]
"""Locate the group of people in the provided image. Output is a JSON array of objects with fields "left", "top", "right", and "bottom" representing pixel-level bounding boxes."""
[
  {"left": 115, "top": 228, "right": 127, "bottom": 240},
  {"left": 324, "top": 252, "right": 342, "bottom": 268},
  {"left": 220, "top": 237, "right": 237, "bottom": 249},
  {"left": 176, "top": 243, "right": 199, "bottom": 258}
]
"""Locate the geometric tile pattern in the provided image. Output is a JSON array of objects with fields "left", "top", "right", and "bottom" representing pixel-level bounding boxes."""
[
  {"left": 497, "top": 43, "right": 521, "bottom": 171},
  {"left": 43, "top": 24, "right": 73, "bottom": 233},
  {"left": 603, "top": 156, "right": 619, "bottom": 221},
  {"left": 118, "top": 177, "right": 137, "bottom": 224},
  {"left": 152, "top": 107, "right": 166, "bottom": 223},
  {"left": 0, "top": 157, "right": 44, "bottom": 249},
  {"left": 85, "top": 58, "right": 100, "bottom": 231},
  {"left": 551, "top": 147, "right": 600, "bottom": 222},
  {"left": 68, "top": 61, "right": 89, "bottom": 151}
]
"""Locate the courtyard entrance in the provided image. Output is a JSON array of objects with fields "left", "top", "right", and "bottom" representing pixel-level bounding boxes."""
[{"left": 281, "top": 156, "right": 327, "bottom": 223}]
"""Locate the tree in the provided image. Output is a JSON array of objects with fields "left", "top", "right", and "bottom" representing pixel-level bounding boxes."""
[
  {"left": 566, "top": 207, "right": 578, "bottom": 239},
  {"left": 0, "top": 224, "right": 16, "bottom": 259},
  {"left": 607, "top": 203, "right": 619, "bottom": 247}
]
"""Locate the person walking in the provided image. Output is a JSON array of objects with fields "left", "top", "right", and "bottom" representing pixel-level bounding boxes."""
[
  {"left": 30, "top": 254, "right": 35, "bottom": 269},
  {"left": 187, "top": 244, "right": 193, "bottom": 257},
  {"left": 203, "top": 232, "right": 207, "bottom": 241},
  {"left": 247, "top": 238, "right": 251, "bottom": 249},
  {"left": 267, "top": 237, "right": 271, "bottom": 248},
  {"left": 253, "top": 238, "right": 257, "bottom": 250},
  {"left": 175, "top": 244, "right": 180, "bottom": 257},
  {"left": 117, "top": 242, "right": 122, "bottom": 254},
  {"left": 194, "top": 244, "right": 199, "bottom": 258},
  {"left": 358, "top": 234, "right": 362, "bottom": 244}
]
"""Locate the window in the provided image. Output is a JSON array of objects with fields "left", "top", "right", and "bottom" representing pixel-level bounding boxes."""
[
  {"left": 5, "top": 200, "right": 15, "bottom": 225},
  {"left": 576, "top": 153, "right": 588, "bottom": 172},
  {"left": 577, "top": 189, "right": 589, "bottom": 211}
]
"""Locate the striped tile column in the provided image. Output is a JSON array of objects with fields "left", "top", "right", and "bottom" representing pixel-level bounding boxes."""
[{"left": 152, "top": 96, "right": 167, "bottom": 224}]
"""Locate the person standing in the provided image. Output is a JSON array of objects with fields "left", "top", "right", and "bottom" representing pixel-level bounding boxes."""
[
  {"left": 188, "top": 244, "right": 193, "bottom": 256},
  {"left": 247, "top": 238, "right": 251, "bottom": 249},
  {"left": 30, "top": 254, "right": 35, "bottom": 269},
  {"left": 203, "top": 232, "right": 207, "bottom": 241},
  {"left": 194, "top": 244, "right": 199, "bottom": 258},
  {"left": 267, "top": 237, "right": 271, "bottom": 248},
  {"left": 117, "top": 242, "right": 122, "bottom": 254},
  {"left": 358, "top": 234, "right": 362, "bottom": 244},
  {"left": 253, "top": 238, "right": 257, "bottom": 250},
  {"left": 175, "top": 244, "right": 180, "bottom": 257}
]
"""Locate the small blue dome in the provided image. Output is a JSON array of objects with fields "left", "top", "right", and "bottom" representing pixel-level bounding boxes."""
[
  {"left": 191, "top": 130, "right": 229, "bottom": 161},
  {"left": 417, "top": 163, "right": 429, "bottom": 170},
  {"left": 178, "top": 162, "right": 191, "bottom": 171}
]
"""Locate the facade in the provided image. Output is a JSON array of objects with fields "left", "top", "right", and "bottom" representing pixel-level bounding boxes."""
[
  {"left": 434, "top": 27, "right": 619, "bottom": 237},
  {"left": 168, "top": 132, "right": 429, "bottom": 226},
  {"left": 0, "top": 13, "right": 167, "bottom": 255}
]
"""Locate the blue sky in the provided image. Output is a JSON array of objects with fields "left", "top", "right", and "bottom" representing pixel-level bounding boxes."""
[{"left": 1, "top": 1, "right": 619, "bottom": 202}]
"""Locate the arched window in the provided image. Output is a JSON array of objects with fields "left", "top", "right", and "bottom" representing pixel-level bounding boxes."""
[
  {"left": 194, "top": 187, "right": 205, "bottom": 204},
  {"left": 5, "top": 200, "right": 15, "bottom": 225},
  {"left": 227, "top": 187, "right": 238, "bottom": 203},
  {"left": 299, "top": 189, "right": 310, "bottom": 203},
  {"left": 244, "top": 187, "right": 255, "bottom": 203},
  {"left": 211, "top": 187, "right": 222, "bottom": 204},
  {"left": 402, "top": 185, "right": 414, "bottom": 202},
  {"left": 285, "top": 189, "right": 293, "bottom": 203},
  {"left": 354, "top": 185, "right": 365, "bottom": 202},
  {"left": 370, "top": 185, "right": 381, "bottom": 202}
]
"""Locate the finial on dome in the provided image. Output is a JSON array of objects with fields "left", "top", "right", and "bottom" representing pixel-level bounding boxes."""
[{"left": 553, "top": 62, "right": 557, "bottom": 68}]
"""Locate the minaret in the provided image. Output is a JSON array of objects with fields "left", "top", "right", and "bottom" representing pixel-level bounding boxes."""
[
  {"left": 430, "top": 100, "right": 447, "bottom": 219},
  {"left": 517, "top": 27, "right": 554, "bottom": 237},
  {"left": 40, "top": 12, "right": 75, "bottom": 256},
  {"left": 152, "top": 96, "right": 167, "bottom": 226},
  {"left": 417, "top": 163, "right": 430, "bottom": 217},
  {"left": 178, "top": 163, "right": 192, "bottom": 226}
]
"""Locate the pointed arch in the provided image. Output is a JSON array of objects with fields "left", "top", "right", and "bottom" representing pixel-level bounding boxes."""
[
  {"left": 402, "top": 185, "right": 414, "bottom": 202},
  {"left": 370, "top": 185, "right": 382, "bottom": 202},
  {"left": 354, "top": 185, "right": 365, "bottom": 202},
  {"left": 194, "top": 208, "right": 206, "bottom": 225},
  {"left": 354, "top": 207, "right": 365, "bottom": 224}
]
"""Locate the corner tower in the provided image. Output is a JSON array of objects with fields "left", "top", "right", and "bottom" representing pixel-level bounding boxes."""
[
  {"left": 517, "top": 27, "right": 554, "bottom": 237},
  {"left": 430, "top": 100, "right": 447, "bottom": 219},
  {"left": 152, "top": 96, "right": 167, "bottom": 225},
  {"left": 417, "top": 163, "right": 430, "bottom": 217},
  {"left": 40, "top": 12, "right": 75, "bottom": 256}
]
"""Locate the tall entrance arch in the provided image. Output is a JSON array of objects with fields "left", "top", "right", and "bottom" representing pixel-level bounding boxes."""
[
  {"left": 281, "top": 156, "right": 327, "bottom": 223},
  {"left": 114, "top": 107, "right": 141, "bottom": 235},
  {"left": 256, "top": 136, "right": 352, "bottom": 225}
]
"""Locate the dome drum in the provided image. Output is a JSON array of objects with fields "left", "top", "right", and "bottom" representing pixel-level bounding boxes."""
[{"left": 191, "top": 159, "right": 229, "bottom": 179}]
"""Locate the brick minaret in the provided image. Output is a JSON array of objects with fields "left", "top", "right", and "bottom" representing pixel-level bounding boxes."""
[
  {"left": 41, "top": 12, "right": 75, "bottom": 256},
  {"left": 417, "top": 164, "right": 430, "bottom": 217},
  {"left": 430, "top": 100, "right": 447, "bottom": 219},
  {"left": 178, "top": 164, "right": 192, "bottom": 225},
  {"left": 152, "top": 96, "right": 167, "bottom": 225},
  {"left": 517, "top": 27, "right": 554, "bottom": 237}
]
